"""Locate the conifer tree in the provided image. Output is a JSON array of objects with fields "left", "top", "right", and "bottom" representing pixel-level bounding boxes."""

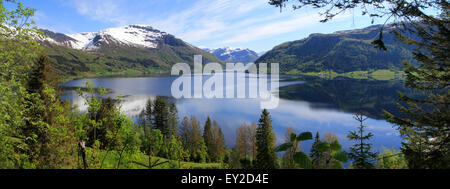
[
  {"left": 137, "top": 110, "right": 147, "bottom": 129},
  {"left": 347, "top": 113, "right": 377, "bottom": 169},
  {"left": 21, "top": 55, "right": 76, "bottom": 168},
  {"left": 310, "top": 132, "right": 321, "bottom": 168},
  {"left": 152, "top": 96, "right": 169, "bottom": 136},
  {"left": 180, "top": 116, "right": 190, "bottom": 147},
  {"left": 196, "top": 138, "right": 209, "bottom": 163},
  {"left": 138, "top": 99, "right": 153, "bottom": 155},
  {"left": 213, "top": 120, "right": 226, "bottom": 162},
  {"left": 23, "top": 55, "right": 56, "bottom": 165},
  {"left": 26, "top": 55, "right": 60, "bottom": 96},
  {"left": 250, "top": 122, "right": 257, "bottom": 160},
  {"left": 203, "top": 117, "right": 214, "bottom": 162},
  {"left": 190, "top": 116, "right": 208, "bottom": 162},
  {"left": 255, "top": 109, "right": 277, "bottom": 169},
  {"left": 144, "top": 98, "right": 153, "bottom": 132},
  {"left": 138, "top": 109, "right": 149, "bottom": 153},
  {"left": 167, "top": 103, "right": 178, "bottom": 137},
  {"left": 384, "top": 13, "right": 450, "bottom": 169}
]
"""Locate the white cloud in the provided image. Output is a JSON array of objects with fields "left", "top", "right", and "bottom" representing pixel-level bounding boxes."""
[
  {"left": 221, "top": 11, "right": 354, "bottom": 44},
  {"left": 70, "top": 0, "right": 132, "bottom": 26},
  {"left": 220, "top": 14, "right": 320, "bottom": 44},
  {"left": 65, "top": 0, "right": 351, "bottom": 49},
  {"left": 149, "top": 0, "right": 270, "bottom": 41}
]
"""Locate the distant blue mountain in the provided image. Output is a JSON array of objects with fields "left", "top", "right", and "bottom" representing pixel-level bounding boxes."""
[{"left": 204, "top": 47, "right": 259, "bottom": 62}]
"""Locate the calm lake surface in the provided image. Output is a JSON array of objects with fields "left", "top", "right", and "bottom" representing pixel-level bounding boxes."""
[{"left": 61, "top": 74, "right": 409, "bottom": 153}]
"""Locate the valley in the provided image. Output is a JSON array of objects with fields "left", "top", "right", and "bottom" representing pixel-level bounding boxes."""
[{"left": 40, "top": 24, "right": 417, "bottom": 82}]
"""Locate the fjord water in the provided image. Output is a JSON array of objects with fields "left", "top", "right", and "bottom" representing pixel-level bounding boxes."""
[{"left": 61, "top": 74, "right": 407, "bottom": 153}]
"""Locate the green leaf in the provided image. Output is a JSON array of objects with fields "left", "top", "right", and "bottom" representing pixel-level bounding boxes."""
[
  {"left": 274, "top": 142, "right": 293, "bottom": 152},
  {"left": 330, "top": 140, "right": 341, "bottom": 151},
  {"left": 317, "top": 142, "right": 330, "bottom": 152},
  {"left": 290, "top": 133, "right": 297, "bottom": 142},
  {"left": 293, "top": 152, "right": 312, "bottom": 169},
  {"left": 296, "top": 132, "right": 313, "bottom": 141},
  {"left": 331, "top": 151, "right": 348, "bottom": 163},
  {"left": 5, "top": 136, "right": 24, "bottom": 144}
]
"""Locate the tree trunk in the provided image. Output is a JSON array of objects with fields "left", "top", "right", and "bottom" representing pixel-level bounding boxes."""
[{"left": 79, "top": 141, "right": 88, "bottom": 169}]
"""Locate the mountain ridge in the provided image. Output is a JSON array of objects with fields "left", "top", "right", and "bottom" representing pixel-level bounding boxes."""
[
  {"left": 256, "top": 24, "right": 417, "bottom": 73},
  {"left": 38, "top": 25, "right": 222, "bottom": 80},
  {"left": 204, "top": 47, "right": 259, "bottom": 62}
]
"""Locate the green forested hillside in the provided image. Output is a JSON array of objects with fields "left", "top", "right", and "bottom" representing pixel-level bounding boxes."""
[
  {"left": 256, "top": 25, "right": 417, "bottom": 73},
  {"left": 43, "top": 38, "right": 222, "bottom": 80}
]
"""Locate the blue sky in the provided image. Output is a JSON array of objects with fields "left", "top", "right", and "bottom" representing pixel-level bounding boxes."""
[{"left": 23, "top": 0, "right": 387, "bottom": 52}]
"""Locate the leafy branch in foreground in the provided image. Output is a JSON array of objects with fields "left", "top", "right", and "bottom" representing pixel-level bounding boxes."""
[
  {"left": 275, "top": 131, "right": 313, "bottom": 168},
  {"left": 276, "top": 131, "right": 349, "bottom": 169}
]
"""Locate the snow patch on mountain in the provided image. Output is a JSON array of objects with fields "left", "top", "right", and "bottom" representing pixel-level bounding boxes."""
[
  {"left": 47, "top": 25, "right": 169, "bottom": 50},
  {"left": 66, "top": 32, "right": 97, "bottom": 50},
  {"left": 204, "top": 47, "right": 259, "bottom": 62}
]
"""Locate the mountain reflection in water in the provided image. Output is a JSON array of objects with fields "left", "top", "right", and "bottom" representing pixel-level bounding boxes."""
[{"left": 61, "top": 75, "right": 410, "bottom": 153}]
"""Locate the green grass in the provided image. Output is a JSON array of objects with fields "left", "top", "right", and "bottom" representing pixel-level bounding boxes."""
[
  {"left": 371, "top": 70, "right": 396, "bottom": 80},
  {"left": 285, "top": 69, "right": 404, "bottom": 81},
  {"left": 93, "top": 150, "right": 224, "bottom": 169},
  {"left": 348, "top": 71, "right": 369, "bottom": 78},
  {"left": 287, "top": 69, "right": 342, "bottom": 78}
]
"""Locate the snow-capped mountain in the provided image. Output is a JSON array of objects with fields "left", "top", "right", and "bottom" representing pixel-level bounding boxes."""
[
  {"left": 203, "top": 47, "right": 259, "bottom": 62},
  {"left": 41, "top": 24, "right": 173, "bottom": 51},
  {"left": 37, "top": 25, "right": 222, "bottom": 78}
]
